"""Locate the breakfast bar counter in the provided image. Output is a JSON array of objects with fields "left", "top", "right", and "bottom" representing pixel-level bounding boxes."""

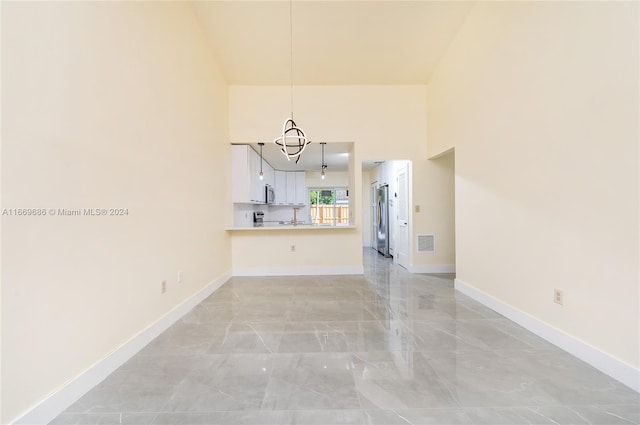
[{"left": 226, "top": 224, "right": 357, "bottom": 231}]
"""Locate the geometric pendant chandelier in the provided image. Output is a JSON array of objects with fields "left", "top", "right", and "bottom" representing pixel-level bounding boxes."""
[
  {"left": 272, "top": 0, "right": 311, "bottom": 164},
  {"left": 273, "top": 118, "right": 311, "bottom": 164}
]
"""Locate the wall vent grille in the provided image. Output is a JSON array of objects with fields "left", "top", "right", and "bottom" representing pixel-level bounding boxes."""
[{"left": 417, "top": 234, "right": 435, "bottom": 253}]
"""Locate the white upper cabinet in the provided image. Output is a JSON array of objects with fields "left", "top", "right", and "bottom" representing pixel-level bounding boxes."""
[
  {"left": 232, "top": 145, "right": 265, "bottom": 204},
  {"left": 264, "top": 162, "right": 275, "bottom": 189},
  {"left": 294, "top": 171, "right": 306, "bottom": 205},
  {"left": 285, "top": 171, "right": 306, "bottom": 206},
  {"left": 232, "top": 145, "right": 306, "bottom": 206},
  {"left": 274, "top": 170, "right": 287, "bottom": 205},
  {"left": 250, "top": 147, "right": 264, "bottom": 203}
]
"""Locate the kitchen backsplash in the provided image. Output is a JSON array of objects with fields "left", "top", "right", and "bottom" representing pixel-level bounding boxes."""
[{"left": 232, "top": 203, "right": 311, "bottom": 227}]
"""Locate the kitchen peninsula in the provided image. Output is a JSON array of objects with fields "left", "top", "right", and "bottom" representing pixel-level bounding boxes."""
[
  {"left": 227, "top": 224, "right": 357, "bottom": 231},
  {"left": 228, "top": 143, "right": 362, "bottom": 276}
]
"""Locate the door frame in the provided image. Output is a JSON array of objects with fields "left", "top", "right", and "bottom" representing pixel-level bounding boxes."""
[{"left": 395, "top": 163, "right": 410, "bottom": 269}]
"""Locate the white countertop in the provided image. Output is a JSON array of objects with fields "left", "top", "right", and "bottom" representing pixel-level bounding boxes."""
[{"left": 227, "top": 224, "right": 357, "bottom": 231}]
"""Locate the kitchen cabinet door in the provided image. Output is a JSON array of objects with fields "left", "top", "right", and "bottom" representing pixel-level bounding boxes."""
[
  {"left": 264, "top": 162, "right": 275, "bottom": 188},
  {"left": 274, "top": 171, "right": 287, "bottom": 205},
  {"left": 231, "top": 145, "right": 265, "bottom": 204},
  {"left": 294, "top": 171, "right": 307, "bottom": 205},
  {"left": 286, "top": 172, "right": 296, "bottom": 205},
  {"left": 231, "top": 145, "right": 251, "bottom": 203},
  {"left": 283, "top": 171, "right": 306, "bottom": 205},
  {"left": 249, "top": 148, "right": 265, "bottom": 203}
]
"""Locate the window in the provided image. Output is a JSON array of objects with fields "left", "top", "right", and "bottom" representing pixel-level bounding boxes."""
[{"left": 309, "top": 187, "right": 349, "bottom": 226}]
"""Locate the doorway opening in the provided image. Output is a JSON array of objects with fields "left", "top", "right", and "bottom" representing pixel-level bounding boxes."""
[{"left": 362, "top": 160, "right": 411, "bottom": 270}]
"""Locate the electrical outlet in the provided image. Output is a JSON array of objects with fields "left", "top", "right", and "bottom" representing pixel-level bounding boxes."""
[
  {"left": 415, "top": 205, "right": 421, "bottom": 213},
  {"left": 161, "top": 280, "right": 167, "bottom": 294},
  {"left": 554, "top": 288, "right": 563, "bottom": 305},
  {"left": 291, "top": 244, "right": 296, "bottom": 252},
  {"left": 178, "top": 271, "right": 182, "bottom": 283}
]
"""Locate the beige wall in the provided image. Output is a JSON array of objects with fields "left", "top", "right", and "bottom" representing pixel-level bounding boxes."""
[
  {"left": 306, "top": 170, "right": 349, "bottom": 188},
  {"left": 428, "top": 2, "right": 639, "bottom": 368},
  {"left": 229, "top": 85, "right": 455, "bottom": 272},
  {"left": 414, "top": 152, "right": 455, "bottom": 266},
  {"left": 1, "top": 2, "right": 231, "bottom": 422}
]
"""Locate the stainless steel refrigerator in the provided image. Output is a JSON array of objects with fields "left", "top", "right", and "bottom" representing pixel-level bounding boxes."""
[{"left": 376, "top": 185, "right": 392, "bottom": 258}]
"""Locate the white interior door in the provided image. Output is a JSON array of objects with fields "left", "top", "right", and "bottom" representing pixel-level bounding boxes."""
[{"left": 396, "top": 165, "right": 409, "bottom": 268}]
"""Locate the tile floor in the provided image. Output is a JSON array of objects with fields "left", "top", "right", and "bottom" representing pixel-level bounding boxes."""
[{"left": 50, "top": 250, "right": 639, "bottom": 424}]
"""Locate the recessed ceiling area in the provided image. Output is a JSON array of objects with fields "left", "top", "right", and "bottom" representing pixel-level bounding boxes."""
[{"left": 190, "top": 1, "right": 475, "bottom": 85}]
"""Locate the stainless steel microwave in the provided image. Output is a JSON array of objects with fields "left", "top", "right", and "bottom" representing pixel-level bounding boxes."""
[{"left": 265, "top": 185, "right": 275, "bottom": 204}]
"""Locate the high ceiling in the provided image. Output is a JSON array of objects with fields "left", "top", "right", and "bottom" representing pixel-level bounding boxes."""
[{"left": 190, "top": 1, "right": 475, "bottom": 86}]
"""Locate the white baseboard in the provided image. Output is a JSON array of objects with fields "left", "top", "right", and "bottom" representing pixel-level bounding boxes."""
[
  {"left": 407, "top": 264, "right": 456, "bottom": 274},
  {"left": 233, "top": 266, "right": 364, "bottom": 277},
  {"left": 12, "top": 271, "right": 233, "bottom": 425},
  {"left": 455, "top": 278, "right": 640, "bottom": 393}
]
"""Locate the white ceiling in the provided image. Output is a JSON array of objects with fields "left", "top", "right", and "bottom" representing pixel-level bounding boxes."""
[{"left": 190, "top": 1, "right": 475, "bottom": 85}]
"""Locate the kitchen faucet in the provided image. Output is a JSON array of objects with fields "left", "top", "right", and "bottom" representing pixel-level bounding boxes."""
[{"left": 292, "top": 207, "right": 300, "bottom": 225}]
